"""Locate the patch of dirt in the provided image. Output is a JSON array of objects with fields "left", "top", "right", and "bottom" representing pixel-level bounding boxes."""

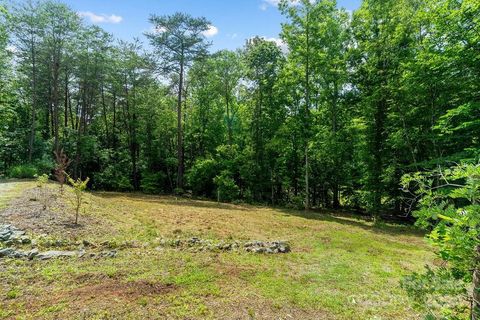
[
  {"left": 70, "top": 280, "right": 178, "bottom": 300},
  {"left": 0, "top": 186, "right": 112, "bottom": 239}
]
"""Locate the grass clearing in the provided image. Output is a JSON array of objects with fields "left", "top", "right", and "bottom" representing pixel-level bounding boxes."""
[{"left": 0, "top": 181, "right": 433, "bottom": 319}]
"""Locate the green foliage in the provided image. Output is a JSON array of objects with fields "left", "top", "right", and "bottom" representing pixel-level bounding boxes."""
[
  {"left": 140, "top": 171, "right": 166, "bottom": 194},
  {"left": 7, "top": 164, "right": 38, "bottom": 179},
  {"left": 401, "top": 266, "right": 469, "bottom": 319},
  {"left": 214, "top": 170, "right": 239, "bottom": 202},
  {"left": 67, "top": 175, "right": 90, "bottom": 224},
  {"left": 401, "top": 163, "right": 480, "bottom": 318},
  {"left": 0, "top": 0, "right": 479, "bottom": 218},
  {"left": 187, "top": 158, "right": 218, "bottom": 197},
  {"left": 35, "top": 173, "right": 50, "bottom": 210}
]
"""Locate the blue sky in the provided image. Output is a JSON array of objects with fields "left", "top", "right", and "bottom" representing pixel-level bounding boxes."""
[{"left": 65, "top": 0, "right": 362, "bottom": 52}]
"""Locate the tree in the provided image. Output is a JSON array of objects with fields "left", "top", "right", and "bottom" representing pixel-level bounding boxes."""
[
  {"left": 281, "top": 0, "right": 351, "bottom": 209},
  {"left": 280, "top": 0, "right": 317, "bottom": 209},
  {"left": 350, "top": 0, "right": 421, "bottom": 218},
  {"left": 54, "top": 148, "right": 71, "bottom": 193},
  {"left": 10, "top": 0, "right": 45, "bottom": 162},
  {"left": 41, "top": 1, "right": 80, "bottom": 154},
  {"left": 243, "top": 37, "right": 284, "bottom": 202},
  {"left": 146, "top": 12, "right": 211, "bottom": 191},
  {"left": 401, "top": 163, "right": 480, "bottom": 319},
  {"left": 67, "top": 175, "right": 89, "bottom": 225}
]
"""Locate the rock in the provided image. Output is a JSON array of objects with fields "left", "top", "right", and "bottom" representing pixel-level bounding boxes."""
[
  {"left": 0, "top": 248, "right": 15, "bottom": 258},
  {"left": 243, "top": 240, "right": 291, "bottom": 254},
  {"left": 21, "top": 236, "right": 31, "bottom": 244},
  {"left": 27, "top": 249, "right": 39, "bottom": 260},
  {"left": 99, "top": 250, "right": 117, "bottom": 258},
  {"left": 37, "top": 250, "right": 78, "bottom": 260},
  {"left": 12, "top": 251, "right": 26, "bottom": 259}
]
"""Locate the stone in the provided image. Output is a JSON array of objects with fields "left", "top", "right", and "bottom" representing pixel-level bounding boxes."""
[
  {"left": 27, "top": 249, "right": 39, "bottom": 260},
  {"left": 37, "top": 250, "right": 77, "bottom": 260},
  {"left": 12, "top": 251, "right": 26, "bottom": 259},
  {"left": 21, "top": 236, "right": 31, "bottom": 244},
  {"left": 0, "top": 248, "right": 15, "bottom": 258},
  {"left": 100, "top": 250, "right": 117, "bottom": 258}
]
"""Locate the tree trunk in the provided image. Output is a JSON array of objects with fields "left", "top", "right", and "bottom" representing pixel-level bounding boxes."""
[
  {"left": 28, "top": 38, "right": 37, "bottom": 162},
  {"left": 333, "top": 184, "right": 340, "bottom": 209},
  {"left": 305, "top": 145, "right": 310, "bottom": 210},
  {"left": 64, "top": 69, "right": 69, "bottom": 129},
  {"left": 53, "top": 58, "right": 60, "bottom": 154},
  {"left": 473, "top": 244, "right": 480, "bottom": 320},
  {"left": 176, "top": 59, "right": 185, "bottom": 190},
  {"left": 304, "top": 9, "right": 311, "bottom": 211}
]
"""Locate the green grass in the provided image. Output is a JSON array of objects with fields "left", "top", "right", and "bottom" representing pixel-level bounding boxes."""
[
  {"left": 0, "top": 181, "right": 433, "bottom": 319},
  {"left": 0, "top": 180, "right": 36, "bottom": 209}
]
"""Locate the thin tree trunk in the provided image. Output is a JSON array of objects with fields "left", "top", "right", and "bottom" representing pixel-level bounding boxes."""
[
  {"left": 101, "top": 83, "right": 109, "bottom": 147},
  {"left": 304, "top": 8, "right": 311, "bottom": 211},
  {"left": 53, "top": 57, "right": 60, "bottom": 154},
  {"left": 64, "top": 69, "right": 69, "bottom": 129},
  {"left": 176, "top": 57, "right": 185, "bottom": 190},
  {"left": 28, "top": 35, "right": 37, "bottom": 162},
  {"left": 112, "top": 91, "right": 117, "bottom": 149},
  {"left": 473, "top": 244, "right": 480, "bottom": 320}
]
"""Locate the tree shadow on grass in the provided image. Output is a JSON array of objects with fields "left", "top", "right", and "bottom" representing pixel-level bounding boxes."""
[
  {"left": 94, "top": 192, "right": 250, "bottom": 211},
  {"left": 276, "top": 207, "right": 425, "bottom": 237}
]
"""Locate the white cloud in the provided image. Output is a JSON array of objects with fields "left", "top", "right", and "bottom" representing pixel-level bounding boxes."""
[
  {"left": 202, "top": 25, "right": 218, "bottom": 37},
  {"left": 260, "top": 0, "right": 301, "bottom": 10},
  {"left": 78, "top": 11, "right": 123, "bottom": 24},
  {"left": 250, "top": 36, "right": 289, "bottom": 54},
  {"left": 265, "top": 37, "right": 288, "bottom": 53}
]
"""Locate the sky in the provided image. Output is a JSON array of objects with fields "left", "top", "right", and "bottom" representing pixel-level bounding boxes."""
[{"left": 64, "top": 0, "right": 362, "bottom": 52}]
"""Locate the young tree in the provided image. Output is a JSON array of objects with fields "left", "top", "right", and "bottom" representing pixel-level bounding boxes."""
[
  {"left": 146, "top": 12, "right": 211, "bottom": 191},
  {"left": 53, "top": 148, "right": 71, "bottom": 193},
  {"left": 402, "top": 164, "right": 480, "bottom": 319},
  {"left": 67, "top": 175, "right": 89, "bottom": 225}
]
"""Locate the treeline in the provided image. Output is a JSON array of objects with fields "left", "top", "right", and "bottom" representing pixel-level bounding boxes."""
[{"left": 0, "top": 0, "right": 478, "bottom": 217}]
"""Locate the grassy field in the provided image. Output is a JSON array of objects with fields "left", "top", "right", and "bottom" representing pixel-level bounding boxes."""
[{"left": 0, "top": 180, "right": 433, "bottom": 319}]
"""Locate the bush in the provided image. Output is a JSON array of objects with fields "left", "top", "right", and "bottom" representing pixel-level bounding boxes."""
[
  {"left": 7, "top": 164, "right": 38, "bottom": 178},
  {"left": 286, "top": 194, "right": 305, "bottom": 210},
  {"left": 187, "top": 158, "right": 218, "bottom": 197},
  {"left": 214, "top": 170, "right": 239, "bottom": 202},
  {"left": 34, "top": 156, "right": 55, "bottom": 175},
  {"left": 94, "top": 164, "right": 133, "bottom": 191},
  {"left": 141, "top": 171, "right": 166, "bottom": 194}
]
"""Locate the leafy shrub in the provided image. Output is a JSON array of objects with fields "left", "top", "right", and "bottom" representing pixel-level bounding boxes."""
[
  {"left": 67, "top": 175, "right": 90, "bottom": 224},
  {"left": 286, "top": 194, "right": 305, "bottom": 210},
  {"left": 35, "top": 174, "right": 50, "bottom": 210},
  {"left": 94, "top": 164, "right": 133, "bottom": 191},
  {"left": 187, "top": 158, "right": 218, "bottom": 197},
  {"left": 141, "top": 171, "right": 166, "bottom": 194},
  {"left": 214, "top": 170, "right": 239, "bottom": 202},
  {"left": 7, "top": 164, "right": 37, "bottom": 178},
  {"left": 401, "top": 163, "right": 480, "bottom": 319},
  {"left": 34, "top": 156, "right": 55, "bottom": 175}
]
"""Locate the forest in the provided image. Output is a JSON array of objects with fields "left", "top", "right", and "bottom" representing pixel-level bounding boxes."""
[
  {"left": 0, "top": 0, "right": 479, "bottom": 318},
  {"left": 0, "top": 0, "right": 478, "bottom": 215}
]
